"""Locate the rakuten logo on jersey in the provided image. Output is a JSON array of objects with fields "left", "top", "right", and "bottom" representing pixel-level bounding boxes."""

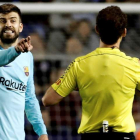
[{"left": 0, "top": 77, "right": 27, "bottom": 92}]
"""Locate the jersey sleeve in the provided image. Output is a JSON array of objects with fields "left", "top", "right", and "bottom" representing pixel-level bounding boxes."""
[
  {"left": 52, "top": 60, "right": 77, "bottom": 97},
  {"left": 0, "top": 47, "right": 20, "bottom": 67},
  {"left": 136, "top": 64, "right": 140, "bottom": 91},
  {"left": 25, "top": 53, "right": 47, "bottom": 136}
]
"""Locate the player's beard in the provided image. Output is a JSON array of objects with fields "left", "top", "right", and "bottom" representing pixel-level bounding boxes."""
[{"left": 0, "top": 27, "right": 19, "bottom": 44}]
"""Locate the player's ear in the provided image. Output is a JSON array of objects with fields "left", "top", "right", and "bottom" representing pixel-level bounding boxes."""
[
  {"left": 19, "top": 23, "right": 23, "bottom": 33},
  {"left": 122, "top": 28, "right": 127, "bottom": 37}
]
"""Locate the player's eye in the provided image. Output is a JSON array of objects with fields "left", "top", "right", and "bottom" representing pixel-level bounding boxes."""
[
  {"left": 11, "top": 20, "right": 16, "bottom": 23},
  {"left": 0, "top": 19, "right": 6, "bottom": 23}
]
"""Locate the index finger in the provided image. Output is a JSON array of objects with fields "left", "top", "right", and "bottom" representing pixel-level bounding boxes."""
[
  {"left": 26, "top": 36, "right": 31, "bottom": 45},
  {"left": 23, "top": 37, "right": 30, "bottom": 52}
]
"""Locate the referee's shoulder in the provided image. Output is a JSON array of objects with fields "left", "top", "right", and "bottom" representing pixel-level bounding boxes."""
[
  {"left": 116, "top": 51, "right": 140, "bottom": 68},
  {"left": 74, "top": 51, "right": 95, "bottom": 63},
  {"left": 124, "top": 54, "right": 140, "bottom": 65}
]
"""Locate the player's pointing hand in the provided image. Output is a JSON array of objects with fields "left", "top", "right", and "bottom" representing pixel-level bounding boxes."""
[{"left": 15, "top": 36, "right": 33, "bottom": 53}]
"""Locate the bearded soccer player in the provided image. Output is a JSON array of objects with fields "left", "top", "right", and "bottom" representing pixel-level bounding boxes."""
[
  {"left": 42, "top": 6, "right": 139, "bottom": 140},
  {"left": 0, "top": 4, "right": 48, "bottom": 140}
]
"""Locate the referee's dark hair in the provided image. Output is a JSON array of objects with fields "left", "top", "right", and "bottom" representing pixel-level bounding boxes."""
[
  {"left": 0, "top": 3, "right": 22, "bottom": 22},
  {"left": 96, "top": 6, "right": 127, "bottom": 45}
]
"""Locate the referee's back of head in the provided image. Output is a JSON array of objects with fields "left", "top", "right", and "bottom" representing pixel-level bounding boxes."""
[{"left": 96, "top": 6, "right": 127, "bottom": 45}]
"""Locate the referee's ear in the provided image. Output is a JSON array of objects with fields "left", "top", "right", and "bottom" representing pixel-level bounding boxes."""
[
  {"left": 122, "top": 28, "right": 127, "bottom": 37},
  {"left": 95, "top": 26, "right": 99, "bottom": 35}
]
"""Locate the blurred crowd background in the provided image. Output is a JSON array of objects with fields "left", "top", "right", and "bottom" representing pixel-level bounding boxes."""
[{"left": 1, "top": 0, "right": 140, "bottom": 140}]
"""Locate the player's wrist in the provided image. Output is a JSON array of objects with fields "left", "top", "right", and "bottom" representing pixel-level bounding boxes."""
[
  {"left": 14, "top": 46, "right": 21, "bottom": 54},
  {"left": 15, "top": 46, "right": 20, "bottom": 53}
]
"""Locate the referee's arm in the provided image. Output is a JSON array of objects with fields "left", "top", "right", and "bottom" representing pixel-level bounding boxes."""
[
  {"left": 42, "top": 86, "right": 64, "bottom": 107},
  {"left": 42, "top": 60, "right": 77, "bottom": 107}
]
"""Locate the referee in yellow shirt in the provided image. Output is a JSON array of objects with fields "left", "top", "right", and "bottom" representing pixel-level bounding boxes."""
[{"left": 42, "top": 6, "right": 139, "bottom": 140}]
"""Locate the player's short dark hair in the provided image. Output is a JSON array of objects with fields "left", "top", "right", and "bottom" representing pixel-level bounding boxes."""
[
  {"left": 96, "top": 6, "right": 127, "bottom": 45},
  {"left": 0, "top": 4, "right": 22, "bottom": 22}
]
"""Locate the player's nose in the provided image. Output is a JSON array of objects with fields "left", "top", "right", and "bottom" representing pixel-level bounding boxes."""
[{"left": 5, "top": 21, "right": 12, "bottom": 27}]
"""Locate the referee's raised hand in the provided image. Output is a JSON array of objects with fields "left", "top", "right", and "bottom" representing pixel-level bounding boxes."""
[{"left": 15, "top": 36, "right": 33, "bottom": 53}]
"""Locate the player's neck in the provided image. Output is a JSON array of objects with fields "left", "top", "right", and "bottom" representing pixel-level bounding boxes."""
[
  {"left": 99, "top": 37, "right": 122, "bottom": 49},
  {"left": 0, "top": 39, "right": 19, "bottom": 49}
]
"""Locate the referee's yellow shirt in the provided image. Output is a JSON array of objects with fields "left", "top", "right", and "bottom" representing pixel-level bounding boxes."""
[{"left": 52, "top": 47, "right": 140, "bottom": 133}]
